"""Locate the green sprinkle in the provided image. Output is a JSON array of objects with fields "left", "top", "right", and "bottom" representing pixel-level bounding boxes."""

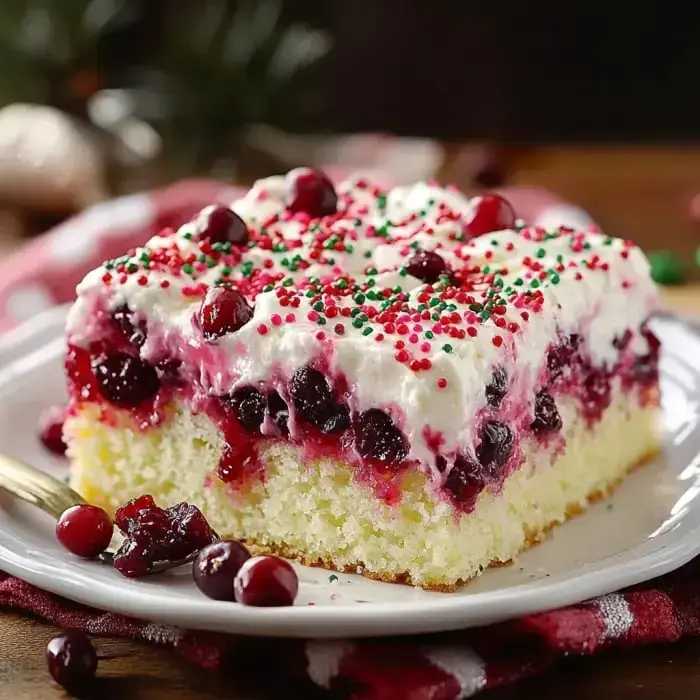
[
  {"left": 431, "top": 312, "right": 441, "bottom": 321},
  {"left": 429, "top": 298, "right": 441, "bottom": 308},
  {"left": 139, "top": 252, "right": 150, "bottom": 263},
  {"left": 313, "top": 301, "right": 324, "bottom": 312},
  {"left": 354, "top": 293, "right": 366, "bottom": 304},
  {"left": 263, "top": 284, "right": 274, "bottom": 293},
  {"left": 182, "top": 232, "right": 193, "bottom": 240},
  {"left": 648, "top": 250, "right": 685, "bottom": 286},
  {"left": 550, "top": 273, "right": 560, "bottom": 284},
  {"left": 362, "top": 327, "right": 373, "bottom": 336},
  {"left": 103, "top": 260, "right": 114, "bottom": 270},
  {"left": 442, "top": 343, "right": 453, "bottom": 353},
  {"left": 316, "top": 317, "right": 327, "bottom": 326},
  {"left": 241, "top": 261, "right": 254, "bottom": 277},
  {"left": 350, "top": 307, "right": 361, "bottom": 317},
  {"left": 336, "top": 279, "right": 348, "bottom": 289},
  {"left": 364, "top": 250, "right": 373, "bottom": 258},
  {"left": 482, "top": 265, "right": 491, "bottom": 274},
  {"left": 221, "top": 266, "right": 233, "bottom": 277},
  {"left": 536, "top": 248, "right": 546, "bottom": 258},
  {"left": 424, "top": 330, "right": 434, "bottom": 339},
  {"left": 514, "top": 278, "right": 524, "bottom": 286},
  {"left": 352, "top": 317, "right": 364, "bottom": 328},
  {"left": 329, "top": 574, "right": 339, "bottom": 583},
  {"left": 181, "top": 263, "right": 193, "bottom": 275},
  {"left": 345, "top": 244, "right": 355, "bottom": 253},
  {"left": 530, "top": 279, "right": 540, "bottom": 288},
  {"left": 283, "top": 278, "right": 294, "bottom": 287}
]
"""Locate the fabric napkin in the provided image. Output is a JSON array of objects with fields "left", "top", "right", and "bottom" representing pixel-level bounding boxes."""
[{"left": 0, "top": 175, "right": 671, "bottom": 700}]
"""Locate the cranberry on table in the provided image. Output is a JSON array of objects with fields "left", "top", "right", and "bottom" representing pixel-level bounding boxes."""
[
  {"left": 193, "top": 540, "right": 251, "bottom": 601},
  {"left": 199, "top": 286, "right": 254, "bottom": 340},
  {"left": 56, "top": 505, "right": 113, "bottom": 558},
  {"left": 38, "top": 405, "right": 67, "bottom": 456},
  {"left": 284, "top": 167, "right": 338, "bottom": 217},
  {"left": 46, "top": 630, "right": 98, "bottom": 693},
  {"left": 405, "top": 249, "right": 449, "bottom": 284},
  {"left": 234, "top": 555, "right": 299, "bottom": 607},
  {"left": 463, "top": 194, "right": 516, "bottom": 237},
  {"left": 195, "top": 205, "right": 250, "bottom": 246},
  {"left": 92, "top": 352, "right": 160, "bottom": 407}
]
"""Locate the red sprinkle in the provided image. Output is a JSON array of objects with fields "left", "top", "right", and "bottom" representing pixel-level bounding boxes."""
[{"left": 437, "top": 377, "right": 448, "bottom": 389}]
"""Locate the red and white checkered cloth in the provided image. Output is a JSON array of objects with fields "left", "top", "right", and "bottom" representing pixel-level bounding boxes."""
[{"left": 4, "top": 177, "right": 677, "bottom": 699}]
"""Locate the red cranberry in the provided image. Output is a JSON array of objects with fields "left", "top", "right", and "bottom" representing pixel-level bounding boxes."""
[
  {"left": 547, "top": 334, "right": 580, "bottom": 381},
  {"left": 46, "top": 631, "right": 97, "bottom": 693},
  {"left": 405, "top": 249, "right": 449, "bottom": 284},
  {"left": 476, "top": 421, "right": 513, "bottom": 477},
  {"left": 485, "top": 367, "right": 508, "bottom": 409},
  {"left": 267, "top": 390, "right": 289, "bottom": 436},
  {"left": 113, "top": 495, "right": 217, "bottom": 578},
  {"left": 581, "top": 368, "right": 612, "bottom": 419},
  {"left": 228, "top": 386, "right": 266, "bottom": 433},
  {"left": 56, "top": 505, "right": 113, "bottom": 558},
  {"left": 196, "top": 205, "right": 250, "bottom": 246},
  {"left": 199, "top": 286, "right": 254, "bottom": 340},
  {"left": 193, "top": 540, "right": 251, "bottom": 601},
  {"left": 464, "top": 194, "right": 516, "bottom": 237},
  {"left": 284, "top": 167, "right": 338, "bottom": 217},
  {"left": 354, "top": 409, "right": 408, "bottom": 464},
  {"left": 530, "top": 390, "right": 562, "bottom": 434},
  {"left": 234, "top": 555, "right": 299, "bottom": 607},
  {"left": 289, "top": 366, "right": 335, "bottom": 427},
  {"left": 112, "top": 304, "right": 147, "bottom": 348},
  {"left": 39, "top": 405, "right": 67, "bottom": 455},
  {"left": 442, "top": 454, "right": 485, "bottom": 511},
  {"left": 92, "top": 352, "right": 160, "bottom": 407}
]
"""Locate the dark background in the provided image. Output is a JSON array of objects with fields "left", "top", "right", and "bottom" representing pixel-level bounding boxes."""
[{"left": 114, "top": 1, "right": 700, "bottom": 142}]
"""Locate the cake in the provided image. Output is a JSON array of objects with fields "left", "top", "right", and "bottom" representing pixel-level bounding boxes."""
[{"left": 63, "top": 169, "right": 661, "bottom": 590}]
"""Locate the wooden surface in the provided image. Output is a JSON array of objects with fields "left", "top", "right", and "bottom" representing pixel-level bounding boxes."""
[{"left": 1, "top": 146, "right": 700, "bottom": 698}]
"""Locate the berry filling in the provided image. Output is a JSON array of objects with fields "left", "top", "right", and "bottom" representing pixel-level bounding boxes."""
[
  {"left": 92, "top": 352, "right": 160, "bottom": 408},
  {"left": 113, "top": 495, "right": 218, "bottom": 578}
]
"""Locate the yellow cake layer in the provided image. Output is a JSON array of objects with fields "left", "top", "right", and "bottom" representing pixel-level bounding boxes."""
[{"left": 65, "top": 389, "right": 659, "bottom": 590}]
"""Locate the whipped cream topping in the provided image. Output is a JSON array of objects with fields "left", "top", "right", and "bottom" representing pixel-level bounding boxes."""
[{"left": 66, "top": 174, "right": 659, "bottom": 468}]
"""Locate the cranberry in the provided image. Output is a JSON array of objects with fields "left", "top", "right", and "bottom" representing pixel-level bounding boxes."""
[
  {"left": 39, "top": 405, "right": 67, "bottom": 455},
  {"left": 195, "top": 205, "right": 249, "bottom": 246},
  {"left": 112, "top": 304, "right": 146, "bottom": 348},
  {"left": 92, "top": 353, "right": 160, "bottom": 407},
  {"left": 199, "top": 287, "right": 254, "bottom": 340},
  {"left": 405, "top": 249, "right": 449, "bottom": 284},
  {"left": 46, "top": 631, "right": 97, "bottom": 693},
  {"left": 547, "top": 334, "right": 580, "bottom": 381},
  {"left": 476, "top": 421, "right": 513, "bottom": 477},
  {"left": 464, "top": 194, "right": 516, "bottom": 237},
  {"left": 234, "top": 555, "right": 299, "bottom": 607},
  {"left": 354, "top": 409, "right": 408, "bottom": 464},
  {"left": 531, "top": 390, "right": 562, "bottom": 434},
  {"left": 485, "top": 367, "right": 508, "bottom": 409},
  {"left": 284, "top": 167, "right": 338, "bottom": 217},
  {"left": 113, "top": 495, "right": 217, "bottom": 578},
  {"left": 443, "top": 454, "right": 485, "bottom": 510},
  {"left": 56, "top": 505, "right": 113, "bottom": 558},
  {"left": 228, "top": 386, "right": 265, "bottom": 433},
  {"left": 581, "top": 368, "right": 612, "bottom": 419},
  {"left": 267, "top": 390, "right": 289, "bottom": 435},
  {"left": 193, "top": 540, "right": 251, "bottom": 601}
]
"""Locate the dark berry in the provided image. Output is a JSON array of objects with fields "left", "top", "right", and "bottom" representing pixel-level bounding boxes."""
[
  {"left": 530, "top": 390, "right": 562, "bottom": 434},
  {"left": 354, "top": 409, "right": 408, "bottom": 464},
  {"left": 547, "top": 334, "right": 580, "bottom": 381},
  {"left": 234, "top": 555, "right": 298, "bottom": 607},
  {"left": 228, "top": 386, "right": 265, "bottom": 433},
  {"left": 92, "top": 352, "right": 160, "bottom": 407},
  {"left": 46, "top": 631, "right": 97, "bottom": 693},
  {"left": 112, "top": 303, "right": 146, "bottom": 348},
  {"left": 464, "top": 194, "right": 516, "bottom": 238},
  {"left": 193, "top": 540, "right": 251, "bottom": 601},
  {"left": 39, "top": 405, "right": 67, "bottom": 455},
  {"left": 113, "top": 495, "right": 217, "bottom": 578},
  {"left": 320, "top": 404, "right": 350, "bottom": 434},
  {"left": 476, "top": 421, "right": 513, "bottom": 477},
  {"left": 289, "top": 366, "right": 334, "bottom": 425},
  {"left": 581, "top": 368, "right": 612, "bottom": 418},
  {"left": 405, "top": 249, "right": 449, "bottom": 284},
  {"left": 485, "top": 367, "right": 508, "bottom": 408},
  {"left": 284, "top": 167, "right": 337, "bottom": 217},
  {"left": 199, "top": 287, "right": 254, "bottom": 340},
  {"left": 56, "top": 505, "right": 113, "bottom": 558},
  {"left": 196, "top": 205, "right": 249, "bottom": 246},
  {"left": 267, "top": 390, "right": 289, "bottom": 435},
  {"left": 443, "top": 454, "right": 485, "bottom": 510}
]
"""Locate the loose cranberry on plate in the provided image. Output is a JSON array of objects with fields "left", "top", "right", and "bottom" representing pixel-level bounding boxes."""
[
  {"left": 463, "top": 194, "right": 516, "bottom": 237},
  {"left": 38, "top": 405, "right": 67, "bottom": 456},
  {"left": 234, "top": 555, "right": 299, "bottom": 607},
  {"left": 284, "top": 167, "right": 338, "bottom": 218},
  {"left": 46, "top": 630, "right": 98, "bottom": 693},
  {"left": 195, "top": 205, "right": 250, "bottom": 246},
  {"left": 193, "top": 540, "right": 251, "bottom": 601},
  {"left": 56, "top": 505, "right": 113, "bottom": 559},
  {"left": 198, "top": 286, "right": 254, "bottom": 340}
]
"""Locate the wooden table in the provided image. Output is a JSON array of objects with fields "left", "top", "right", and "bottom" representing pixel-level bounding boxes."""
[{"left": 2, "top": 147, "right": 700, "bottom": 698}]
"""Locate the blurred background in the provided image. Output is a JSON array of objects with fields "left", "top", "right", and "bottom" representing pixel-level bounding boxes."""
[{"left": 0, "top": 0, "right": 699, "bottom": 281}]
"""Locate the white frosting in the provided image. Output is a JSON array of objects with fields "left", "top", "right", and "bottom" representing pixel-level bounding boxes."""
[{"left": 66, "top": 174, "right": 659, "bottom": 468}]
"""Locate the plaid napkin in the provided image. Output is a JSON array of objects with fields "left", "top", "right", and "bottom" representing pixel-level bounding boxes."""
[{"left": 0, "top": 176, "right": 662, "bottom": 700}]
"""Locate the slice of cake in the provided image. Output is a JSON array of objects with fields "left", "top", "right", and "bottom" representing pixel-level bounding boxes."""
[{"left": 63, "top": 169, "right": 661, "bottom": 590}]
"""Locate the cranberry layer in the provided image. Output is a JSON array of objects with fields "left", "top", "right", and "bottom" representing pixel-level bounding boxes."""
[{"left": 66, "top": 304, "right": 659, "bottom": 514}]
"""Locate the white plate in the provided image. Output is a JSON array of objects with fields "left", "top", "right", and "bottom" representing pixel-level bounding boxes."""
[{"left": 0, "top": 306, "right": 698, "bottom": 639}]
